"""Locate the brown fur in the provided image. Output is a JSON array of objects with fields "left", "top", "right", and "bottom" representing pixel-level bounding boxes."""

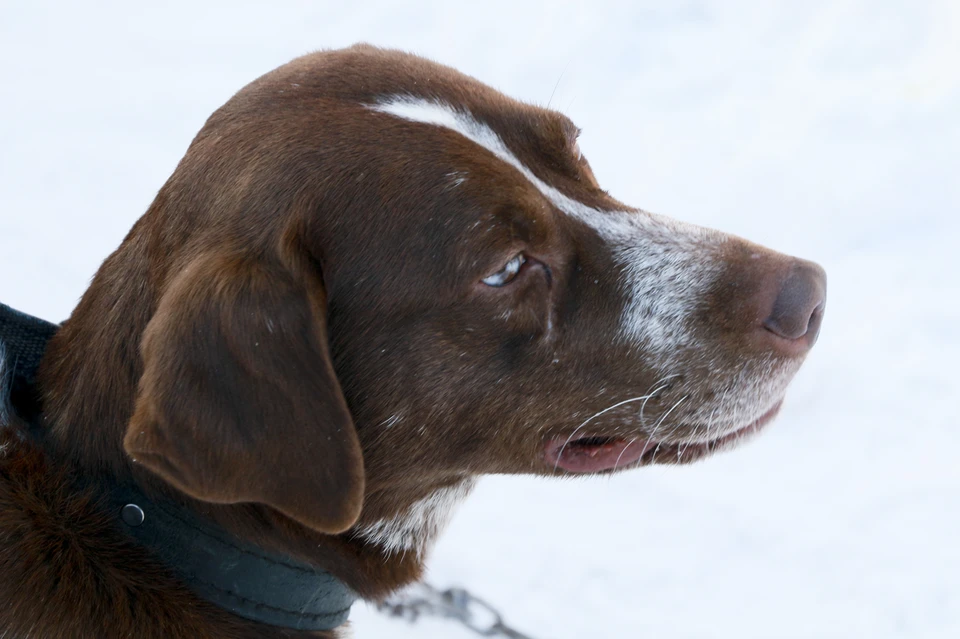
[
  {"left": 0, "top": 44, "right": 823, "bottom": 637},
  {"left": 0, "top": 427, "right": 331, "bottom": 638}
]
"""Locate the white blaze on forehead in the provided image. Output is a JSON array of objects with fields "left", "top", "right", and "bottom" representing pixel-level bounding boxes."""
[{"left": 369, "top": 96, "right": 725, "bottom": 354}]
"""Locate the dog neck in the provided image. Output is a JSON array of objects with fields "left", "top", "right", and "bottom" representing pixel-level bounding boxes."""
[
  {"left": 97, "top": 480, "right": 358, "bottom": 631},
  {"left": 35, "top": 243, "right": 154, "bottom": 479},
  {"left": 20, "top": 254, "right": 431, "bottom": 599},
  {"left": 3, "top": 302, "right": 362, "bottom": 631}
]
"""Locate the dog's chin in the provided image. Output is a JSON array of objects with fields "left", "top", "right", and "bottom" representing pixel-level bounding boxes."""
[{"left": 543, "top": 401, "right": 783, "bottom": 474}]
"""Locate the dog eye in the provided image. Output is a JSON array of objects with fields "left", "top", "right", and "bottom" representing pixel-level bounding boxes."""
[{"left": 482, "top": 254, "right": 526, "bottom": 287}]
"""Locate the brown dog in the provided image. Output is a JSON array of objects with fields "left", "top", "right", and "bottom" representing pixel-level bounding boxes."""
[{"left": 0, "top": 44, "right": 825, "bottom": 638}]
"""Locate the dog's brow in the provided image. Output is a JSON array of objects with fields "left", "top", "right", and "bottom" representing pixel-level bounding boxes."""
[
  {"left": 368, "top": 96, "right": 724, "bottom": 359},
  {"left": 368, "top": 97, "right": 618, "bottom": 234},
  {"left": 369, "top": 97, "right": 717, "bottom": 243}
]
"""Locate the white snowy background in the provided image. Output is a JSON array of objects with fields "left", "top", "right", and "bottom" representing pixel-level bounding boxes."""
[{"left": 1, "top": 1, "right": 957, "bottom": 637}]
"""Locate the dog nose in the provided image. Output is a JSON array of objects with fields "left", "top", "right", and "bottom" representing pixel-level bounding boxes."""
[{"left": 762, "top": 260, "right": 826, "bottom": 350}]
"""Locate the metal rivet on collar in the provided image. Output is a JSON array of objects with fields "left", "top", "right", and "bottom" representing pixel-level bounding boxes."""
[{"left": 121, "top": 503, "right": 145, "bottom": 527}]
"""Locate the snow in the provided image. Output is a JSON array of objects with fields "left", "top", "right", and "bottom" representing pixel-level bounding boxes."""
[{"left": 1, "top": 1, "right": 957, "bottom": 637}]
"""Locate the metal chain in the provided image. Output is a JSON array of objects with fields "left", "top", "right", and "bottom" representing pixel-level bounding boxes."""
[{"left": 377, "top": 582, "right": 539, "bottom": 638}]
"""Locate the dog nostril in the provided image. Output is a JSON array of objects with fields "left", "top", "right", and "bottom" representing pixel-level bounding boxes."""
[{"left": 763, "top": 261, "right": 827, "bottom": 343}]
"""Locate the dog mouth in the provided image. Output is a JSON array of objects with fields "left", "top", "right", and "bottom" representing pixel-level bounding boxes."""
[{"left": 543, "top": 401, "right": 783, "bottom": 474}]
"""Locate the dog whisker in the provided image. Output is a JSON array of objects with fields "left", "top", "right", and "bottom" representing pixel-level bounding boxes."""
[
  {"left": 553, "top": 393, "right": 662, "bottom": 471},
  {"left": 653, "top": 395, "right": 689, "bottom": 433},
  {"left": 613, "top": 436, "right": 638, "bottom": 471},
  {"left": 644, "top": 394, "right": 688, "bottom": 462},
  {"left": 639, "top": 373, "right": 681, "bottom": 428}
]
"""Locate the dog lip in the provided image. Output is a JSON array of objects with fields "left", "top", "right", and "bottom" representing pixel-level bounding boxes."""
[
  {"left": 543, "top": 436, "right": 649, "bottom": 474},
  {"left": 544, "top": 400, "right": 784, "bottom": 474}
]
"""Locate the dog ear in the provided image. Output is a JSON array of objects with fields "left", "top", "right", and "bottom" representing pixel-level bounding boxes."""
[{"left": 124, "top": 253, "right": 363, "bottom": 534}]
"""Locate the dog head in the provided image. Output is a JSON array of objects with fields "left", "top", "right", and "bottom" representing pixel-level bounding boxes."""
[{"left": 118, "top": 45, "right": 825, "bottom": 557}]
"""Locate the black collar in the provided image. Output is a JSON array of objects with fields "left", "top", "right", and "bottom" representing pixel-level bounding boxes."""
[{"left": 0, "top": 302, "right": 357, "bottom": 632}]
